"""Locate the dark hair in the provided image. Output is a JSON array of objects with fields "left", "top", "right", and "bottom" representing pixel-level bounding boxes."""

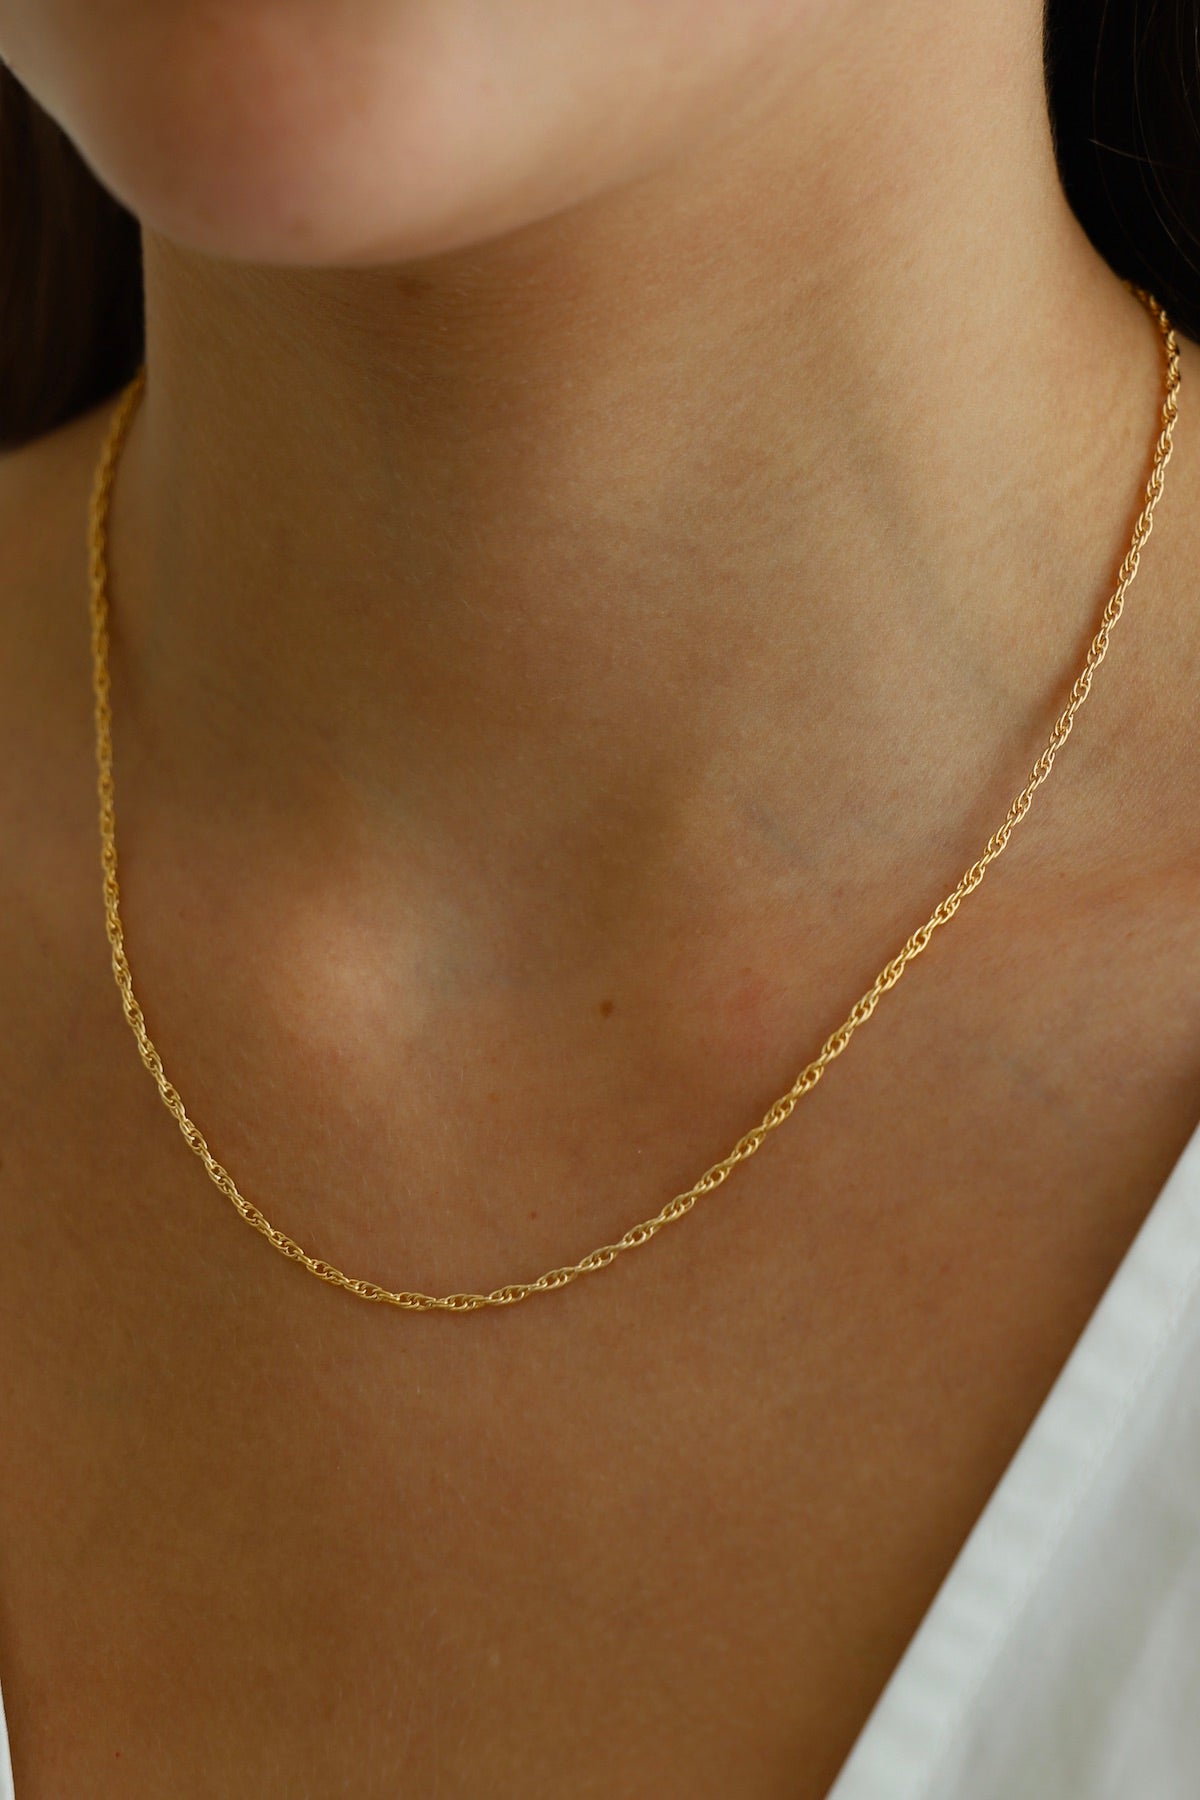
[
  {"left": 0, "top": 69, "right": 143, "bottom": 449},
  {"left": 1, "top": 3, "right": 1199, "bottom": 449}
]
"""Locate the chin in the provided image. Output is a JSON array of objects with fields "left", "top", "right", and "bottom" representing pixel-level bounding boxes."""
[{"left": 17, "top": 1, "right": 592, "bottom": 268}]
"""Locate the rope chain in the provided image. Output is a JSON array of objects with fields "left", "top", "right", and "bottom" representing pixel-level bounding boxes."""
[{"left": 87, "top": 287, "right": 1181, "bottom": 1310}]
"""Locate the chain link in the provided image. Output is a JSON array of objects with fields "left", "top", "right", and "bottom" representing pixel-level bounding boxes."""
[{"left": 87, "top": 287, "right": 1181, "bottom": 1311}]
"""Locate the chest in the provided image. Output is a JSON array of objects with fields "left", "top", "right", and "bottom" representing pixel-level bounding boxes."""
[{"left": 2, "top": 877, "right": 1199, "bottom": 1798}]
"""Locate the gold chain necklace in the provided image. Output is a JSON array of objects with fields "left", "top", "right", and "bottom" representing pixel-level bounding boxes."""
[{"left": 88, "top": 286, "right": 1180, "bottom": 1312}]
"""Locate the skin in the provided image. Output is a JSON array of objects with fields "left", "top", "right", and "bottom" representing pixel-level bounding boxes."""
[
  {"left": 0, "top": 0, "right": 845, "bottom": 265},
  {"left": 0, "top": 0, "right": 1173, "bottom": 986},
  {"left": 1, "top": 0, "right": 1200, "bottom": 1794}
]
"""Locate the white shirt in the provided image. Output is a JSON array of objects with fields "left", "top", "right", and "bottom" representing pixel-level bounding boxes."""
[{"left": 3, "top": 1112, "right": 1200, "bottom": 1799}]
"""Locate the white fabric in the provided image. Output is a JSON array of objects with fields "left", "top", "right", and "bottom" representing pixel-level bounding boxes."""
[
  {"left": 2, "top": 1114, "right": 1199, "bottom": 1799},
  {"left": 828, "top": 1109, "right": 1200, "bottom": 1800}
]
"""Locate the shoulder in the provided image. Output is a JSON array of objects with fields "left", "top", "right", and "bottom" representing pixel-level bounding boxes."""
[
  {"left": 0, "top": 393, "right": 114, "bottom": 620},
  {"left": 0, "top": 394, "right": 112, "bottom": 752},
  {"left": 0, "top": 397, "right": 114, "bottom": 958},
  {"left": 1113, "top": 327, "right": 1200, "bottom": 864},
  {"left": 0, "top": 404, "right": 133, "bottom": 1436}
]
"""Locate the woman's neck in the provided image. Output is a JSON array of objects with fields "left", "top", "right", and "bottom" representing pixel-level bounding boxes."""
[{"left": 109, "top": 0, "right": 1163, "bottom": 918}]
